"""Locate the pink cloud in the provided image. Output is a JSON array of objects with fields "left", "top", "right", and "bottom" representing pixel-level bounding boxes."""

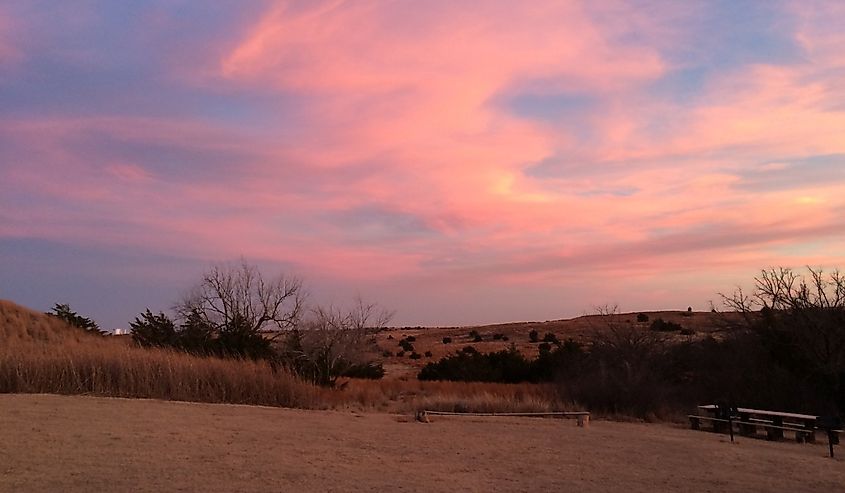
[{"left": 3, "top": 0, "right": 845, "bottom": 326}]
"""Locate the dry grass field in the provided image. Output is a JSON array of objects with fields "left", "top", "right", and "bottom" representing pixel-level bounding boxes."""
[{"left": 1, "top": 394, "right": 842, "bottom": 492}]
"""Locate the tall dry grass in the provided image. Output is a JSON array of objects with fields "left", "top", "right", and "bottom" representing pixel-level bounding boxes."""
[
  {"left": 0, "top": 341, "right": 320, "bottom": 408},
  {"left": 333, "top": 378, "right": 574, "bottom": 414},
  {"left": 0, "top": 300, "right": 318, "bottom": 408}
]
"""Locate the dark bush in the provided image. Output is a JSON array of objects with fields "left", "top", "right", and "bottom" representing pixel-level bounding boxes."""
[
  {"left": 341, "top": 362, "right": 385, "bottom": 380},
  {"left": 409, "top": 352, "right": 422, "bottom": 360},
  {"left": 418, "top": 347, "right": 532, "bottom": 383},
  {"left": 405, "top": 335, "right": 416, "bottom": 342},
  {"left": 538, "top": 342, "right": 552, "bottom": 353},
  {"left": 680, "top": 328, "right": 695, "bottom": 336},
  {"left": 419, "top": 341, "right": 585, "bottom": 384},
  {"left": 529, "top": 330, "right": 539, "bottom": 343},
  {"left": 397, "top": 351, "right": 405, "bottom": 357},
  {"left": 382, "top": 350, "right": 393, "bottom": 357},
  {"left": 492, "top": 333, "right": 504, "bottom": 340},
  {"left": 130, "top": 309, "right": 177, "bottom": 348},
  {"left": 473, "top": 334, "right": 483, "bottom": 342},
  {"left": 399, "top": 339, "right": 415, "bottom": 352},
  {"left": 502, "top": 336, "right": 509, "bottom": 342},
  {"left": 424, "top": 351, "right": 433, "bottom": 358},
  {"left": 542, "top": 332, "right": 559, "bottom": 344},
  {"left": 636, "top": 313, "right": 649, "bottom": 323},
  {"left": 442, "top": 336, "right": 452, "bottom": 344},
  {"left": 649, "top": 318, "right": 683, "bottom": 332}
]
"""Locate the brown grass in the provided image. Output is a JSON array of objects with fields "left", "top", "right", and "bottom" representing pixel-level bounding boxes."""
[
  {"left": 3, "top": 394, "right": 843, "bottom": 492},
  {"left": 331, "top": 378, "right": 568, "bottom": 414},
  {"left": 0, "top": 300, "right": 318, "bottom": 408}
]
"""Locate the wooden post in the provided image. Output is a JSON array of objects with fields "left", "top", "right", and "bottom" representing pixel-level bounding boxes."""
[
  {"left": 577, "top": 414, "right": 589, "bottom": 428},
  {"left": 690, "top": 416, "right": 700, "bottom": 430},
  {"left": 771, "top": 417, "right": 784, "bottom": 441}
]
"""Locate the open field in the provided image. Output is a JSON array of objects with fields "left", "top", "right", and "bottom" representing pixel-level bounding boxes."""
[{"left": 1, "top": 394, "right": 842, "bottom": 492}]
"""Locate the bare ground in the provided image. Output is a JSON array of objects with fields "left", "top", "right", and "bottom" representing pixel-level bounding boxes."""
[{"left": 0, "top": 394, "right": 842, "bottom": 492}]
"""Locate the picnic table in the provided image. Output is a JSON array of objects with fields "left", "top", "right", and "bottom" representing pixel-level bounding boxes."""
[{"left": 691, "top": 405, "right": 820, "bottom": 442}]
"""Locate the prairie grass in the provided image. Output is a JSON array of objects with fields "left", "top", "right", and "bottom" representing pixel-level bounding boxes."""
[
  {"left": 334, "top": 378, "right": 572, "bottom": 414},
  {"left": 0, "top": 300, "right": 318, "bottom": 408}
]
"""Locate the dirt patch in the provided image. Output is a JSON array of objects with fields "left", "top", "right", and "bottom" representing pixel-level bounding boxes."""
[{"left": 0, "top": 394, "right": 841, "bottom": 492}]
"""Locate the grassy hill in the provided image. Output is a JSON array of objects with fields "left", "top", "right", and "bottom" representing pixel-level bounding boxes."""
[
  {"left": 0, "top": 299, "right": 96, "bottom": 344},
  {"left": 376, "top": 310, "right": 740, "bottom": 378}
]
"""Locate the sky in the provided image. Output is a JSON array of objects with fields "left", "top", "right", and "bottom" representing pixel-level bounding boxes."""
[{"left": 1, "top": 1, "right": 844, "bottom": 329}]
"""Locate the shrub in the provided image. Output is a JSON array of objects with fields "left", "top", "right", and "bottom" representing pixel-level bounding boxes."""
[
  {"left": 682, "top": 307, "right": 693, "bottom": 317},
  {"left": 502, "top": 336, "right": 509, "bottom": 342},
  {"left": 469, "top": 330, "right": 480, "bottom": 339},
  {"left": 542, "top": 332, "right": 559, "bottom": 344},
  {"left": 529, "top": 330, "right": 539, "bottom": 343},
  {"left": 341, "top": 362, "right": 385, "bottom": 380},
  {"left": 409, "top": 352, "right": 422, "bottom": 360},
  {"left": 419, "top": 342, "right": 585, "bottom": 384},
  {"left": 405, "top": 335, "right": 416, "bottom": 342},
  {"left": 636, "top": 313, "right": 649, "bottom": 323},
  {"left": 473, "top": 334, "right": 483, "bottom": 343},
  {"left": 399, "top": 339, "right": 415, "bottom": 352},
  {"left": 397, "top": 351, "right": 405, "bottom": 357},
  {"left": 679, "top": 328, "right": 695, "bottom": 336},
  {"left": 442, "top": 337, "right": 452, "bottom": 344},
  {"left": 130, "top": 309, "right": 177, "bottom": 348},
  {"left": 382, "top": 350, "right": 393, "bottom": 357},
  {"left": 492, "top": 333, "right": 504, "bottom": 340},
  {"left": 649, "top": 318, "right": 683, "bottom": 332},
  {"left": 424, "top": 351, "right": 433, "bottom": 358},
  {"left": 418, "top": 347, "right": 533, "bottom": 383}
]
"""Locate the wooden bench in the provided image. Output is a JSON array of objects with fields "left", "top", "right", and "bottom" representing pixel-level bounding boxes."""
[{"left": 418, "top": 410, "right": 590, "bottom": 427}]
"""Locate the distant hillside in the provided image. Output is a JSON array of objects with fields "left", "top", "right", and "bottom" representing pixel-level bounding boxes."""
[
  {"left": 377, "top": 310, "right": 742, "bottom": 378},
  {"left": 0, "top": 299, "right": 99, "bottom": 344}
]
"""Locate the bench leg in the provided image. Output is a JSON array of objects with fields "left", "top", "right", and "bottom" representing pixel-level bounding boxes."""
[
  {"left": 804, "top": 430, "right": 815, "bottom": 444},
  {"left": 690, "top": 417, "right": 700, "bottom": 430},
  {"left": 577, "top": 415, "right": 589, "bottom": 428}
]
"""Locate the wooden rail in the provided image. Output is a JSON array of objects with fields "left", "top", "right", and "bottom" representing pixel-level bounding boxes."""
[{"left": 416, "top": 410, "right": 590, "bottom": 427}]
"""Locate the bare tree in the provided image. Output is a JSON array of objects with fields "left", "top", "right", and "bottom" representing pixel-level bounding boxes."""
[
  {"left": 283, "top": 298, "right": 393, "bottom": 386},
  {"left": 588, "top": 304, "right": 667, "bottom": 360},
  {"left": 721, "top": 267, "right": 845, "bottom": 411},
  {"left": 176, "top": 260, "right": 303, "bottom": 339}
]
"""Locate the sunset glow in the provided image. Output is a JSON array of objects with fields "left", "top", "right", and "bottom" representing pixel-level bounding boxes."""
[{"left": 2, "top": 1, "right": 844, "bottom": 328}]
